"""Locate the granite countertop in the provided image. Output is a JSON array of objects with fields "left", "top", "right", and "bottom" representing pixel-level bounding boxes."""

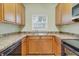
[
  {"left": 62, "top": 40, "right": 79, "bottom": 49},
  {"left": 0, "top": 33, "right": 26, "bottom": 52},
  {"left": 0, "top": 32, "right": 79, "bottom": 53},
  {"left": 23, "top": 32, "right": 79, "bottom": 39}
]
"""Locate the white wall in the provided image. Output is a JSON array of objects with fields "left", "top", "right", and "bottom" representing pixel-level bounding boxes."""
[
  {"left": 60, "top": 23, "right": 79, "bottom": 34},
  {"left": 0, "top": 23, "right": 21, "bottom": 34},
  {"left": 22, "top": 3, "right": 59, "bottom": 32}
]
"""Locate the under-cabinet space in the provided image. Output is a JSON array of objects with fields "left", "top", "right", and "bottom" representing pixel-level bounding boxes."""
[
  {"left": 8, "top": 44, "right": 21, "bottom": 56},
  {"left": 0, "top": 40, "right": 21, "bottom": 56}
]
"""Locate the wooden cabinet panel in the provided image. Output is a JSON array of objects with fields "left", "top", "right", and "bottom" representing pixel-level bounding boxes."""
[
  {"left": 4, "top": 3, "right": 16, "bottom": 22},
  {"left": 62, "top": 3, "right": 72, "bottom": 24},
  {"left": 28, "top": 38, "right": 40, "bottom": 54},
  {"left": 21, "top": 36, "right": 62, "bottom": 55},
  {"left": 25, "top": 36, "right": 54, "bottom": 55},
  {"left": 0, "top": 3, "right": 25, "bottom": 25},
  {"left": 21, "top": 37, "right": 27, "bottom": 55},
  {"left": 41, "top": 36, "right": 53, "bottom": 39},
  {"left": 40, "top": 37, "right": 53, "bottom": 54},
  {"left": 56, "top": 3, "right": 72, "bottom": 25},
  {"left": 53, "top": 37, "right": 61, "bottom": 56},
  {"left": 27, "top": 36, "right": 40, "bottom": 39},
  {"left": 0, "top": 3, "right": 4, "bottom": 21},
  {"left": 16, "top": 4, "right": 25, "bottom": 25},
  {"left": 16, "top": 4, "right": 22, "bottom": 24},
  {"left": 21, "top": 4, "right": 25, "bottom": 25},
  {"left": 56, "top": 4, "right": 62, "bottom": 25}
]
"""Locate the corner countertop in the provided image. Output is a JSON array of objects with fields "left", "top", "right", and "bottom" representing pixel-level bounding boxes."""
[
  {"left": 0, "top": 33, "right": 26, "bottom": 52},
  {"left": 0, "top": 32, "right": 79, "bottom": 53}
]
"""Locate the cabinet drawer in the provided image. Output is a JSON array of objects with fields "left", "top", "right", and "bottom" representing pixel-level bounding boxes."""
[
  {"left": 41, "top": 36, "right": 53, "bottom": 39},
  {"left": 27, "top": 36, "right": 40, "bottom": 39}
]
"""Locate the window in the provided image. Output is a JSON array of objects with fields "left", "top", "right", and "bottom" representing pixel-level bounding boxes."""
[{"left": 32, "top": 15, "right": 48, "bottom": 31}]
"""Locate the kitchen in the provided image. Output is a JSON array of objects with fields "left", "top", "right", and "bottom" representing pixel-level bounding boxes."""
[{"left": 0, "top": 3, "right": 79, "bottom": 56}]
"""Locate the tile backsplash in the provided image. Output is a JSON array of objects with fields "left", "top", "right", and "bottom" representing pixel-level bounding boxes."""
[
  {"left": 60, "top": 23, "right": 79, "bottom": 34},
  {"left": 0, "top": 23, "right": 21, "bottom": 34}
]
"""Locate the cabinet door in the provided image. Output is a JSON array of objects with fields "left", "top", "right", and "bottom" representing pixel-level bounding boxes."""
[
  {"left": 56, "top": 3, "right": 72, "bottom": 25},
  {"left": 53, "top": 37, "right": 61, "bottom": 56},
  {"left": 27, "top": 36, "right": 40, "bottom": 54},
  {"left": 4, "top": 3, "right": 16, "bottom": 22},
  {"left": 0, "top": 3, "right": 4, "bottom": 21},
  {"left": 25, "top": 36, "right": 54, "bottom": 55},
  {"left": 40, "top": 36, "right": 53, "bottom": 54},
  {"left": 16, "top": 4, "right": 22, "bottom": 25},
  {"left": 56, "top": 4, "right": 62, "bottom": 25},
  {"left": 62, "top": 3, "right": 72, "bottom": 24},
  {"left": 21, "top": 37, "right": 27, "bottom": 55},
  {"left": 21, "top": 4, "right": 25, "bottom": 25}
]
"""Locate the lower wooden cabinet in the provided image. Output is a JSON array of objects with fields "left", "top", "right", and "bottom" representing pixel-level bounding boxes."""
[
  {"left": 21, "top": 35, "right": 62, "bottom": 56},
  {"left": 40, "top": 36, "right": 54, "bottom": 54},
  {"left": 21, "top": 37, "right": 27, "bottom": 55},
  {"left": 28, "top": 36, "right": 54, "bottom": 55},
  {"left": 53, "top": 37, "right": 61, "bottom": 56},
  {"left": 27, "top": 36, "right": 40, "bottom": 54}
]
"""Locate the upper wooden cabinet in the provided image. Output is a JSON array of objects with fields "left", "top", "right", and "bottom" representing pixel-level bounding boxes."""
[
  {"left": 56, "top": 3, "right": 72, "bottom": 25},
  {"left": 0, "top": 3, "right": 25, "bottom": 26},
  {"left": 4, "top": 3, "right": 16, "bottom": 22},
  {"left": 0, "top": 4, "right": 4, "bottom": 21},
  {"left": 55, "top": 4, "right": 62, "bottom": 25},
  {"left": 16, "top": 4, "right": 25, "bottom": 25},
  {"left": 21, "top": 4, "right": 25, "bottom": 25}
]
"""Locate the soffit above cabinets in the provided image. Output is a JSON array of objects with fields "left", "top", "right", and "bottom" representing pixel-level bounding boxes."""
[{"left": 23, "top": 3, "right": 57, "bottom": 8}]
